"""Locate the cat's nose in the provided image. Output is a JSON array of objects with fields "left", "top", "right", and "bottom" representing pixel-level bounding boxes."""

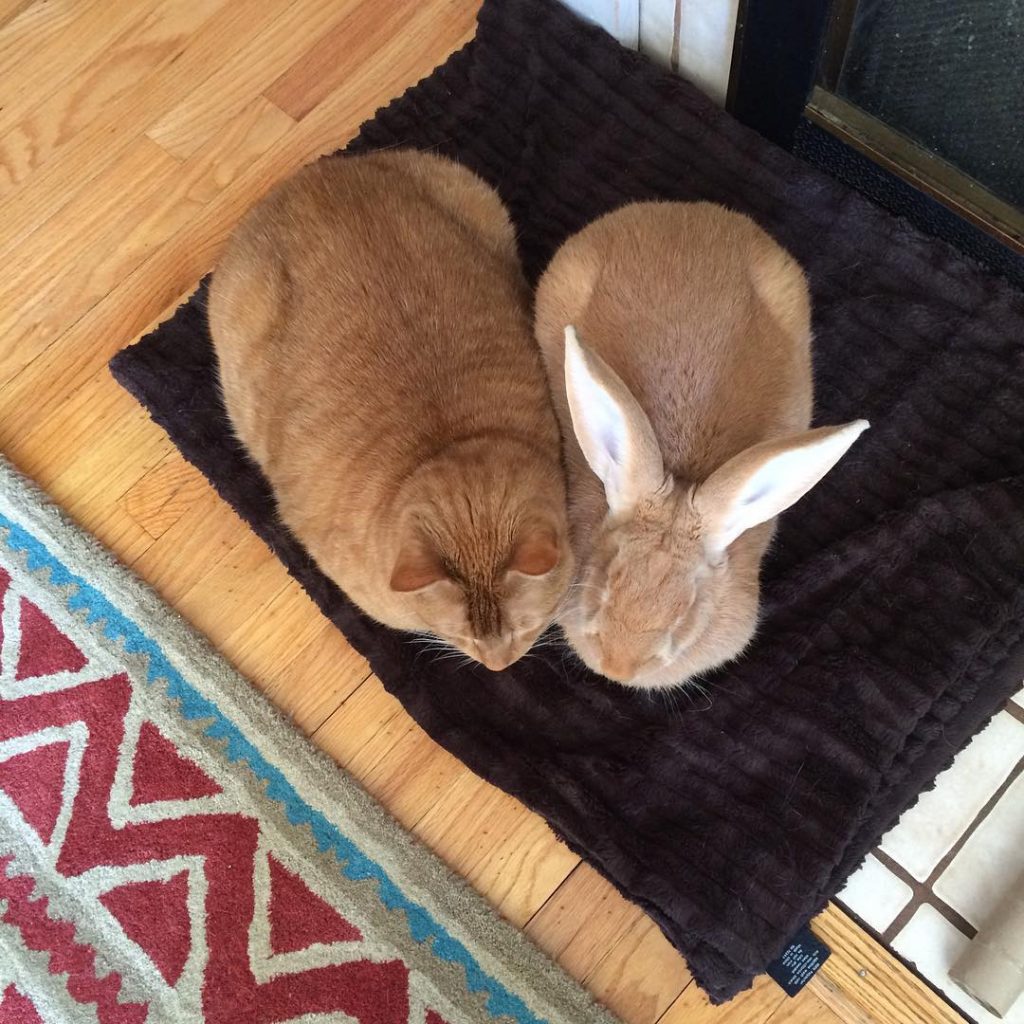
[
  {"left": 479, "top": 650, "right": 515, "bottom": 672},
  {"left": 477, "top": 638, "right": 521, "bottom": 672}
]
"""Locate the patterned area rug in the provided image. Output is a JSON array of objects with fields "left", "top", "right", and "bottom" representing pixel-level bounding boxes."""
[{"left": 0, "top": 457, "right": 616, "bottom": 1024}]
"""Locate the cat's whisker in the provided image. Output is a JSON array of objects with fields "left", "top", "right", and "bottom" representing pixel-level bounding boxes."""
[
  {"left": 555, "top": 580, "right": 601, "bottom": 617},
  {"left": 437, "top": 653, "right": 472, "bottom": 666},
  {"left": 407, "top": 640, "right": 456, "bottom": 653},
  {"left": 524, "top": 639, "right": 563, "bottom": 653}
]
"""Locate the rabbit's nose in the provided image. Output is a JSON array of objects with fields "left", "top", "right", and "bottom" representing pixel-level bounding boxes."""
[
  {"left": 598, "top": 650, "right": 644, "bottom": 682},
  {"left": 596, "top": 637, "right": 659, "bottom": 682}
]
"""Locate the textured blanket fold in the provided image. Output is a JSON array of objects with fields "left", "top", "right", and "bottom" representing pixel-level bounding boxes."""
[{"left": 110, "top": 0, "right": 1024, "bottom": 1001}]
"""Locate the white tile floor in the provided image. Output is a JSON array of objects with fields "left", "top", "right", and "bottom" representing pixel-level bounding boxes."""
[
  {"left": 891, "top": 906, "right": 1024, "bottom": 1024},
  {"left": 879, "top": 713, "right": 1024, "bottom": 882},
  {"left": 837, "top": 853, "right": 913, "bottom": 933},
  {"left": 935, "top": 773, "right": 1024, "bottom": 929},
  {"left": 838, "top": 686, "right": 1024, "bottom": 1023}
]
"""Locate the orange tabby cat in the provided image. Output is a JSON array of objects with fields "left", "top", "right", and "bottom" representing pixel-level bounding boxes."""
[{"left": 208, "top": 151, "right": 573, "bottom": 671}]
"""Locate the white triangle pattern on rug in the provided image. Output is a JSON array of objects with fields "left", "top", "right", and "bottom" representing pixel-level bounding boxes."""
[
  {"left": 0, "top": 577, "right": 101, "bottom": 701},
  {"left": 107, "top": 690, "right": 235, "bottom": 829},
  {"left": 0, "top": 721, "right": 87, "bottom": 861},
  {"left": 248, "top": 834, "right": 388, "bottom": 984},
  {"left": 0, "top": 569, "right": 213, "bottom": 1021},
  {"left": 77, "top": 854, "right": 209, "bottom": 1015}
]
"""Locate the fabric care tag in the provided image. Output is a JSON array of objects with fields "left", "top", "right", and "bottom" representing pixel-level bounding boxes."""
[{"left": 766, "top": 926, "right": 831, "bottom": 996}]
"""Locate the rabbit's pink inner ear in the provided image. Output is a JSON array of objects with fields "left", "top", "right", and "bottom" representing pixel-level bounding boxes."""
[
  {"left": 563, "top": 325, "right": 665, "bottom": 514},
  {"left": 697, "top": 419, "right": 870, "bottom": 551},
  {"left": 390, "top": 537, "right": 448, "bottom": 592}
]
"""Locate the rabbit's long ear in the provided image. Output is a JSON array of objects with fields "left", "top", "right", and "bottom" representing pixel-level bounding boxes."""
[
  {"left": 696, "top": 420, "right": 869, "bottom": 553},
  {"left": 563, "top": 326, "right": 665, "bottom": 515}
]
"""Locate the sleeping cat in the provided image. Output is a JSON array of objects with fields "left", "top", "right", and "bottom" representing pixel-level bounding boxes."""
[{"left": 208, "top": 151, "right": 573, "bottom": 671}]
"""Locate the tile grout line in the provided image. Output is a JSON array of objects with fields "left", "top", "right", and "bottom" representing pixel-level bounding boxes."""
[
  {"left": 874, "top": 847, "right": 975, "bottom": 945},
  {"left": 878, "top": 751, "right": 1024, "bottom": 945}
]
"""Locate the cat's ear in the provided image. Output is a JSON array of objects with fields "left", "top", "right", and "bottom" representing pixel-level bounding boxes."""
[
  {"left": 508, "top": 527, "right": 561, "bottom": 577},
  {"left": 390, "top": 536, "right": 448, "bottom": 592}
]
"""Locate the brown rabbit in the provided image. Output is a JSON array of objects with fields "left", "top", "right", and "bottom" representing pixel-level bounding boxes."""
[
  {"left": 534, "top": 201, "right": 867, "bottom": 689},
  {"left": 208, "top": 151, "right": 573, "bottom": 672}
]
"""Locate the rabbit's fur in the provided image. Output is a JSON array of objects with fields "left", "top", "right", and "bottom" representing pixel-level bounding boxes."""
[{"left": 535, "top": 202, "right": 867, "bottom": 689}]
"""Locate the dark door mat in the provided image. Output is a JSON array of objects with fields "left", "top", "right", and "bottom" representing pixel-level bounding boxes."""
[{"left": 109, "top": 0, "right": 1024, "bottom": 1002}]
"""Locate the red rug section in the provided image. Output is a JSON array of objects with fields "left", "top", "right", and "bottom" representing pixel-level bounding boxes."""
[
  {"left": 0, "top": 739, "right": 68, "bottom": 844},
  {"left": 0, "top": 985, "right": 45, "bottom": 1024},
  {"left": 0, "top": 856, "right": 148, "bottom": 1024},
  {"left": 268, "top": 855, "right": 363, "bottom": 954},
  {"left": 100, "top": 872, "right": 193, "bottom": 986},
  {"left": 0, "top": 575, "right": 460, "bottom": 1022},
  {"left": 128, "top": 722, "right": 222, "bottom": 806},
  {"left": 16, "top": 597, "right": 87, "bottom": 680}
]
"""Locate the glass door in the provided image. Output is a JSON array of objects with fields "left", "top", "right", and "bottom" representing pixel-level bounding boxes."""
[
  {"left": 729, "top": 0, "right": 1024, "bottom": 271},
  {"left": 809, "top": 0, "right": 1023, "bottom": 253}
]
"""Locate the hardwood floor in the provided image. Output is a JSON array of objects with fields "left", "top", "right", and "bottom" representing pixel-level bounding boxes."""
[{"left": 0, "top": 2, "right": 961, "bottom": 1021}]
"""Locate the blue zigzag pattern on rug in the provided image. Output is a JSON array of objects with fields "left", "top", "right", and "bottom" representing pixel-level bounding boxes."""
[{"left": 0, "top": 512, "right": 545, "bottom": 1024}]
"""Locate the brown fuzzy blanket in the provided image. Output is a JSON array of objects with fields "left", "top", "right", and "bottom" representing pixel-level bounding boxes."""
[{"left": 109, "top": 0, "right": 1024, "bottom": 1001}]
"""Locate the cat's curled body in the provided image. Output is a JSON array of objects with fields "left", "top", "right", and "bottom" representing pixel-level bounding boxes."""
[{"left": 208, "top": 151, "right": 573, "bottom": 671}]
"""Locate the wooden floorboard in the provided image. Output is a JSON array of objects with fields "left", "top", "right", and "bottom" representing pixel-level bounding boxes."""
[{"left": 0, "top": 3, "right": 962, "bottom": 1022}]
